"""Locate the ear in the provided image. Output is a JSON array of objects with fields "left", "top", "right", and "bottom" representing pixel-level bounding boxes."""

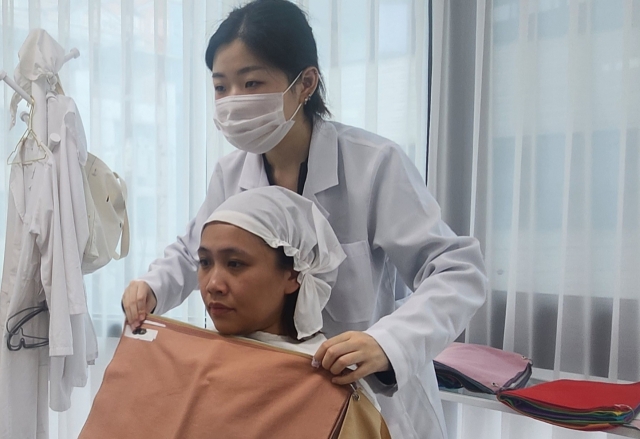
[
  {"left": 283, "top": 269, "right": 300, "bottom": 296},
  {"left": 298, "top": 67, "right": 319, "bottom": 104}
]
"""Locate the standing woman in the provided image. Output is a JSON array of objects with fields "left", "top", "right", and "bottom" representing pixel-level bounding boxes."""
[{"left": 122, "top": 0, "right": 487, "bottom": 437}]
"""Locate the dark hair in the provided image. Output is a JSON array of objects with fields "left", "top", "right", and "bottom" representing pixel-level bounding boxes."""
[
  {"left": 205, "top": 0, "right": 330, "bottom": 122},
  {"left": 274, "top": 246, "right": 300, "bottom": 340}
]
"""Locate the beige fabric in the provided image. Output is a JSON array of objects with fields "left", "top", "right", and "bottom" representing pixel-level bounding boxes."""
[
  {"left": 338, "top": 389, "right": 391, "bottom": 439},
  {"left": 81, "top": 316, "right": 388, "bottom": 439},
  {"left": 81, "top": 152, "right": 129, "bottom": 274}
]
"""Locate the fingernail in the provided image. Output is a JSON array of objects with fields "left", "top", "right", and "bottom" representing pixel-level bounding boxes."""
[{"left": 311, "top": 358, "right": 320, "bottom": 368}]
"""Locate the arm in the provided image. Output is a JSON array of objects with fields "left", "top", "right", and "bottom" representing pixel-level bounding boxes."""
[{"left": 364, "top": 145, "right": 488, "bottom": 390}]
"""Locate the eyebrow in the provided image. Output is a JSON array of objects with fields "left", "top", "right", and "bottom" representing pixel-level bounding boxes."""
[
  {"left": 211, "top": 65, "right": 267, "bottom": 79},
  {"left": 197, "top": 246, "right": 251, "bottom": 258}
]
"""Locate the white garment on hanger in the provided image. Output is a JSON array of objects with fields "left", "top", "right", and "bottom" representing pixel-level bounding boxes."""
[
  {"left": 0, "top": 150, "right": 71, "bottom": 439},
  {"left": 0, "top": 37, "right": 96, "bottom": 438},
  {"left": 46, "top": 92, "right": 98, "bottom": 411}
]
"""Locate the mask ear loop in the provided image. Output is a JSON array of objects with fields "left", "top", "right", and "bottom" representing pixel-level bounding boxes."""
[
  {"left": 282, "top": 71, "right": 305, "bottom": 95},
  {"left": 287, "top": 102, "right": 304, "bottom": 122},
  {"left": 283, "top": 71, "right": 312, "bottom": 122}
]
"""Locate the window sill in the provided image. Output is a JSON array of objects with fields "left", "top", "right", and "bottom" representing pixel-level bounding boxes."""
[{"left": 439, "top": 388, "right": 640, "bottom": 438}]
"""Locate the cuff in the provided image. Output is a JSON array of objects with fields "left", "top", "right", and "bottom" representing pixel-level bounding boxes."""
[
  {"left": 365, "top": 325, "right": 409, "bottom": 394},
  {"left": 137, "top": 273, "right": 165, "bottom": 314},
  {"left": 374, "top": 368, "right": 397, "bottom": 385}
]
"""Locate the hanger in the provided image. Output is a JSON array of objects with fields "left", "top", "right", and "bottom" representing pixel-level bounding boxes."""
[
  {"left": 6, "top": 99, "right": 49, "bottom": 166},
  {"left": 5, "top": 301, "right": 49, "bottom": 351}
]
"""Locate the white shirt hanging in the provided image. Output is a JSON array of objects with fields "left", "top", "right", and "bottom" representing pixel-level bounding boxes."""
[
  {"left": 46, "top": 91, "right": 98, "bottom": 411},
  {"left": 0, "top": 145, "right": 71, "bottom": 439},
  {"left": 0, "top": 29, "right": 98, "bottom": 438}
]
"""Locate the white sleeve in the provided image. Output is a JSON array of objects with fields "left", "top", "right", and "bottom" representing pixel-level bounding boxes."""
[
  {"left": 364, "top": 145, "right": 488, "bottom": 390},
  {"left": 56, "top": 101, "right": 90, "bottom": 315},
  {"left": 33, "top": 163, "right": 74, "bottom": 357},
  {"left": 138, "top": 163, "right": 227, "bottom": 315}
]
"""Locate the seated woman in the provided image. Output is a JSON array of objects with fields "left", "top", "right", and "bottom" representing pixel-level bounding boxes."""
[
  {"left": 82, "top": 186, "right": 389, "bottom": 439},
  {"left": 198, "top": 185, "right": 381, "bottom": 408}
]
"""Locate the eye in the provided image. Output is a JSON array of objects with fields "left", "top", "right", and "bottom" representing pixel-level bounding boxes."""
[
  {"left": 214, "top": 84, "right": 226, "bottom": 93},
  {"left": 227, "top": 260, "right": 245, "bottom": 269},
  {"left": 198, "top": 257, "right": 211, "bottom": 269},
  {"left": 245, "top": 81, "right": 261, "bottom": 89}
]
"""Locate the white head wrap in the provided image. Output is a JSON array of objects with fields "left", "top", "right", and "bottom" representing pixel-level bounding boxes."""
[{"left": 203, "top": 187, "right": 346, "bottom": 339}]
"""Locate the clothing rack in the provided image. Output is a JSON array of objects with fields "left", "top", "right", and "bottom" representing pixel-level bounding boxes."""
[
  {"left": 0, "top": 47, "right": 81, "bottom": 350},
  {"left": 0, "top": 48, "right": 80, "bottom": 143},
  {"left": 0, "top": 70, "right": 31, "bottom": 103}
]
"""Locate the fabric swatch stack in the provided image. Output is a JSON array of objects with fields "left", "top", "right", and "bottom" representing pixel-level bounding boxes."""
[
  {"left": 435, "top": 342, "right": 640, "bottom": 432},
  {"left": 497, "top": 380, "right": 640, "bottom": 431},
  {"left": 434, "top": 342, "right": 532, "bottom": 394}
]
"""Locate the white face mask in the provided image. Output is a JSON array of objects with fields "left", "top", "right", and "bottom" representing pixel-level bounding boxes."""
[{"left": 213, "top": 72, "right": 304, "bottom": 154}]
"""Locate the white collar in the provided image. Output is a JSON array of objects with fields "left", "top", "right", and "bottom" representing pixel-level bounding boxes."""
[
  {"left": 245, "top": 331, "right": 327, "bottom": 357},
  {"left": 238, "top": 121, "right": 339, "bottom": 218}
]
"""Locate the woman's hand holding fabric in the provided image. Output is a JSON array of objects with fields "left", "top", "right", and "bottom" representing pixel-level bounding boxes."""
[
  {"left": 313, "top": 331, "right": 390, "bottom": 385},
  {"left": 121, "top": 280, "right": 157, "bottom": 329}
]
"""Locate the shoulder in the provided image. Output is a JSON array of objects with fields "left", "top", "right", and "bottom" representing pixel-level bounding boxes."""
[
  {"left": 322, "top": 121, "right": 416, "bottom": 183},
  {"left": 216, "top": 148, "right": 248, "bottom": 173},
  {"left": 328, "top": 121, "right": 399, "bottom": 156},
  {"left": 319, "top": 121, "right": 406, "bottom": 180}
]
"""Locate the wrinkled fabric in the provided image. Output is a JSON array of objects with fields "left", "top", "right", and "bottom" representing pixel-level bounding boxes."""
[
  {"left": 246, "top": 331, "right": 380, "bottom": 410},
  {"left": 497, "top": 380, "right": 640, "bottom": 431},
  {"left": 0, "top": 33, "right": 96, "bottom": 438},
  {"left": 205, "top": 187, "right": 346, "bottom": 339},
  {"left": 9, "top": 29, "right": 66, "bottom": 128},
  {"left": 45, "top": 92, "right": 97, "bottom": 412},
  {"left": 0, "top": 148, "right": 66, "bottom": 439},
  {"left": 80, "top": 316, "right": 354, "bottom": 439},
  {"left": 433, "top": 342, "right": 532, "bottom": 394}
]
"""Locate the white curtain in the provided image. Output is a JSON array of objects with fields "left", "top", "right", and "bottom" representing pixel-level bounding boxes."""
[
  {"left": 0, "top": 0, "right": 429, "bottom": 437},
  {"left": 430, "top": 0, "right": 640, "bottom": 438}
]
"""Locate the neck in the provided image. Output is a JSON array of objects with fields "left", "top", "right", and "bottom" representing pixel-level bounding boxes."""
[{"left": 265, "top": 115, "right": 312, "bottom": 170}]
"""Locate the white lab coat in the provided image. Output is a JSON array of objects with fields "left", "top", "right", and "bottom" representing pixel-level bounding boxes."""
[
  {"left": 0, "top": 94, "right": 96, "bottom": 439},
  {"left": 0, "top": 148, "right": 69, "bottom": 439},
  {"left": 46, "top": 92, "right": 98, "bottom": 411},
  {"left": 139, "top": 120, "right": 488, "bottom": 439}
]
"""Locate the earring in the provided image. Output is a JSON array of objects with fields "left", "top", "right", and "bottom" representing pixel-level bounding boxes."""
[{"left": 304, "top": 95, "right": 312, "bottom": 105}]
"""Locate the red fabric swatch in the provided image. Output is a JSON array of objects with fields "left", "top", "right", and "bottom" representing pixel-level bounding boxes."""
[{"left": 498, "top": 380, "right": 640, "bottom": 431}]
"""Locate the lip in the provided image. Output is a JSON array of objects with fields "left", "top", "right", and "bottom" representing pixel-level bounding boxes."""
[{"left": 208, "top": 302, "right": 233, "bottom": 317}]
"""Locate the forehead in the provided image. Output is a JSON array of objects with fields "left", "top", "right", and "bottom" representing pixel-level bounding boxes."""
[
  {"left": 212, "top": 40, "right": 265, "bottom": 73},
  {"left": 211, "top": 39, "right": 288, "bottom": 82},
  {"left": 201, "top": 222, "right": 266, "bottom": 251}
]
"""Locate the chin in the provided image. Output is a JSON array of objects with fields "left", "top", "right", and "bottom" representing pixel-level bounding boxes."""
[{"left": 212, "top": 320, "right": 245, "bottom": 336}]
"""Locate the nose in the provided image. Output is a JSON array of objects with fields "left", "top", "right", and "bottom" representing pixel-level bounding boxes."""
[
  {"left": 226, "top": 85, "right": 245, "bottom": 97},
  {"left": 204, "top": 266, "right": 229, "bottom": 296}
]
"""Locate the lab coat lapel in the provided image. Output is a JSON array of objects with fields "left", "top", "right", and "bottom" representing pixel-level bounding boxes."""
[
  {"left": 302, "top": 121, "right": 338, "bottom": 219},
  {"left": 239, "top": 152, "right": 269, "bottom": 191},
  {"left": 237, "top": 121, "right": 339, "bottom": 218}
]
